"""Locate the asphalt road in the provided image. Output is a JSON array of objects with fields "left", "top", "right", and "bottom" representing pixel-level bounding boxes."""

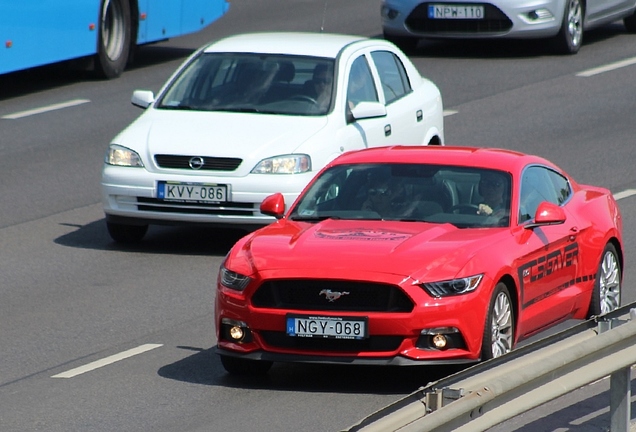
[{"left": 1, "top": 1, "right": 636, "bottom": 431}]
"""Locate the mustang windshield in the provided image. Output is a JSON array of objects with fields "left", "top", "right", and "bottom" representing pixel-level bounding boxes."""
[
  {"left": 157, "top": 53, "right": 335, "bottom": 116},
  {"left": 289, "top": 163, "right": 512, "bottom": 228}
]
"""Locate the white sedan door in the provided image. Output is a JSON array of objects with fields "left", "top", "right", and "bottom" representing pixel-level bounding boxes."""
[
  {"left": 370, "top": 49, "right": 434, "bottom": 146},
  {"left": 342, "top": 54, "right": 394, "bottom": 150}
]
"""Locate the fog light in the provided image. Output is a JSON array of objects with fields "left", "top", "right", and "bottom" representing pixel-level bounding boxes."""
[
  {"left": 432, "top": 334, "right": 447, "bottom": 349},
  {"left": 221, "top": 318, "right": 251, "bottom": 343},
  {"left": 525, "top": 8, "right": 553, "bottom": 21},
  {"left": 229, "top": 326, "right": 244, "bottom": 341}
]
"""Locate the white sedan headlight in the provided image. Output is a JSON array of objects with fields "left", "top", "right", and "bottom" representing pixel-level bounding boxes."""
[
  {"left": 105, "top": 144, "right": 144, "bottom": 167},
  {"left": 251, "top": 154, "right": 311, "bottom": 174}
]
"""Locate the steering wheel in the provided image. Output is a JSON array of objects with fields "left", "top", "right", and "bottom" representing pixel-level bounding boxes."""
[
  {"left": 289, "top": 94, "right": 318, "bottom": 105},
  {"left": 449, "top": 204, "right": 480, "bottom": 215}
]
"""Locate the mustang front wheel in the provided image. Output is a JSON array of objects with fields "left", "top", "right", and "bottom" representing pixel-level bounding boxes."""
[
  {"left": 482, "top": 283, "right": 514, "bottom": 360},
  {"left": 587, "top": 243, "right": 621, "bottom": 317}
]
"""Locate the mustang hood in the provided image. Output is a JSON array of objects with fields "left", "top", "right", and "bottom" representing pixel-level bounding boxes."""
[
  {"left": 235, "top": 219, "right": 509, "bottom": 280},
  {"left": 116, "top": 109, "right": 328, "bottom": 174}
]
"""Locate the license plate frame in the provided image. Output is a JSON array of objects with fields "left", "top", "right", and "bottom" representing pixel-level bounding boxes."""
[
  {"left": 157, "top": 181, "right": 228, "bottom": 203},
  {"left": 428, "top": 4, "right": 485, "bottom": 19},
  {"left": 286, "top": 314, "right": 368, "bottom": 340}
]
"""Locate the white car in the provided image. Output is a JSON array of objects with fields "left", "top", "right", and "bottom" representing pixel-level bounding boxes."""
[
  {"left": 101, "top": 32, "right": 444, "bottom": 243},
  {"left": 382, "top": 0, "right": 636, "bottom": 54}
]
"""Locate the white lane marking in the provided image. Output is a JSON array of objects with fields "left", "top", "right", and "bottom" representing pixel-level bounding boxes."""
[
  {"left": 614, "top": 189, "right": 636, "bottom": 201},
  {"left": 576, "top": 56, "right": 636, "bottom": 77},
  {"left": 2, "top": 99, "right": 91, "bottom": 119},
  {"left": 51, "top": 344, "right": 163, "bottom": 378},
  {"left": 443, "top": 109, "right": 458, "bottom": 116}
]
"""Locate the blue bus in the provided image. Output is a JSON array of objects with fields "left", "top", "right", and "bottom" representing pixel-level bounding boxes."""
[{"left": 0, "top": 0, "right": 229, "bottom": 78}]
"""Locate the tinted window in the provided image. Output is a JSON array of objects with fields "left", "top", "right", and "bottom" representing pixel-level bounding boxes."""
[
  {"left": 519, "top": 166, "right": 571, "bottom": 223},
  {"left": 290, "top": 163, "right": 511, "bottom": 228},
  {"left": 157, "top": 53, "right": 335, "bottom": 115},
  {"left": 370, "top": 51, "right": 411, "bottom": 104},
  {"left": 347, "top": 56, "right": 378, "bottom": 109}
]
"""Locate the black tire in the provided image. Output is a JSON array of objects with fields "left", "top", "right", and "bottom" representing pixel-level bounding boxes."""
[
  {"left": 551, "top": 0, "right": 583, "bottom": 54},
  {"left": 220, "top": 355, "right": 273, "bottom": 376},
  {"left": 624, "top": 11, "right": 636, "bottom": 33},
  {"left": 383, "top": 32, "right": 419, "bottom": 52},
  {"left": 95, "top": 0, "right": 132, "bottom": 79},
  {"left": 106, "top": 221, "right": 148, "bottom": 243},
  {"left": 481, "top": 283, "right": 514, "bottom": 361},
  {"left": 587, "top": 243, "right": 622, "bottom": 318}
]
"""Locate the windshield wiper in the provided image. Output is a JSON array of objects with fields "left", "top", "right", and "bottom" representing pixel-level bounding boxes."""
[
  {"left": 290, "top": 215, "right": 341, "bottom": 222},
  {"left": 159, "top": 104, "right": 197, "bottom": 111}
]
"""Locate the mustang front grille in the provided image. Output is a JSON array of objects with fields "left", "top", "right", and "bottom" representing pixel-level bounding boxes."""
[
  {"left": 154, "top": 155, "right": 242, "bottom": 171},
  {"left": 252, "top": 280, "right": 414, "bottom": 312},
  {"left": 406, "top": 3, "right": 512, "bottom": 34}
]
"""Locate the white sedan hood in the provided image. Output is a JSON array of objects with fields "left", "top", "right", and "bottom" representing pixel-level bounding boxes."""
[{"left": 116, "top": 109, "right": 329, "bottom": 174}]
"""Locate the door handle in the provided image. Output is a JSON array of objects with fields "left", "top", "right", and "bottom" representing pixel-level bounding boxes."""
[
  {"left": 384, "top": 124, "right": 391, "bottom": 137},
  {"left": 569, "top": 226, "right": 578, "bottom": 241}
]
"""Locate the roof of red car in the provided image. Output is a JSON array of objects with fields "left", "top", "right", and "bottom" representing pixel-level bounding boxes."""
[{"left": 331, "top": 146, "right": 554, "bottom": 173}]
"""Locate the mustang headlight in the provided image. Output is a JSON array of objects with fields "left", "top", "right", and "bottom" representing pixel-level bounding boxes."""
[
  {"left": 219, "top": 266, "right": 252, "bottom": 291},
  {"left": 422, "top": 275, "right": 483, "bottom": 297},
  {"left": 105, "top": 144, "right": 144, "bottom": 167},
  {"left": 251, "top": 154, "right": 311, "bottom": 174}
]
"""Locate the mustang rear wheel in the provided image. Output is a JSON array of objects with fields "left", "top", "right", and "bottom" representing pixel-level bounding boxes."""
[
  {"left": 220, "top": 355, "right": 273, "bottom": 375},
  {"left": 482, "top": 283, "right": 514, "bottom": 360},
  {"left": 587, "top": 243, "right": 621, "bottom": 317}
]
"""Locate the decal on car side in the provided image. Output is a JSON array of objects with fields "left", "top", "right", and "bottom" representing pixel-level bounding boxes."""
[{"left": 518, "top": 242, "right": 594, "bottom": 309}]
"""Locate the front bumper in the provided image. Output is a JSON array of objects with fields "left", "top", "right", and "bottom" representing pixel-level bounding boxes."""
[
  {"left": 101, "top": 164, "right": 316, "bottom": 226},
  {"left": 382, "top": 0, "right": 566, "bottom": 39},
  {"left": 215, "top": 271, "right": 494, "bottom": 364}
]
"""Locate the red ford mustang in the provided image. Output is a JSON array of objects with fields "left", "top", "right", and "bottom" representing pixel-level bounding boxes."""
[{"left": 214, "top": 146, "right": 623, "bottom": 374}]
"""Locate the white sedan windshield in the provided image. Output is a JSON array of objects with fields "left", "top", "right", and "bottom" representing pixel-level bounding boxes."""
[{"left": 158, "top": 53, "right": 335, "bottom": 115}]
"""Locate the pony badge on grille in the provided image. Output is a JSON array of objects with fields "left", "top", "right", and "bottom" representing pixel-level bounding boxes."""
[{"left": 319, "top": 289, "right": 350, "bottom": 302}]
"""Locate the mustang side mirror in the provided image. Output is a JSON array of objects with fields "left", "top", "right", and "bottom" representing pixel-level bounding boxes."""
[
  {"left": 524, "top": 201, "right": 566, "bottom": 229},
  {"left": 260, "top": 193, "right": 286, "bottom": 219}
]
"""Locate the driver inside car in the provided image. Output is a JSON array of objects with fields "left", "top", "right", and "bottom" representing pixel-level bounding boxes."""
[
  {"left": 476, "top": 171, "right": 510, "bottom": 225},
  {"left": 302, "top": 63, "right": 333, "bottom": 110}
]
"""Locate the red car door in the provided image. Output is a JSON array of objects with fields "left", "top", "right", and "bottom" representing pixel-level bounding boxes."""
[{"left": 513, "top": 166, "right": 581, "bottom": 338}]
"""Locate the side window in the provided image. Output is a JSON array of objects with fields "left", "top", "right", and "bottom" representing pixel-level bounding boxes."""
[
  {"left": 546, "top": 169, "right": 572, "bottom": 204},
  {"left": 347, "top": 55, "right": 378, "bottom": 109},
  {"left": 519, "top": 166, "right": 562, "bottom": 223},
  {"left": 370, "top": 51, "right": 411, "bottom": 104}
]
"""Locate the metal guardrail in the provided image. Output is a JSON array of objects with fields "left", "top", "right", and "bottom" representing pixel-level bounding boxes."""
[{"left": 343, "top": 302, "right": 636, "bottom": 432}]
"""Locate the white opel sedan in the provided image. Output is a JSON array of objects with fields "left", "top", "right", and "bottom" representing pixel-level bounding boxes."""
[
  {"left": 382, "top": 0, "right": 636, "bottom": 54},
  {"left": 101, "top": 32, "right": 444, "bottom": 242}
]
